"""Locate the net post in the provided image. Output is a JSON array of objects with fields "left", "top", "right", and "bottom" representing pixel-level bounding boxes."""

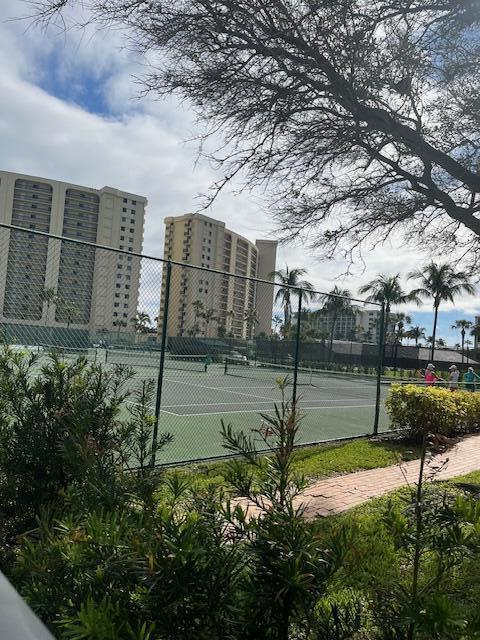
[
  {"left": 292, "top": 289, "right": 302, "bottom": 404},
  {"left": 373, "top": 302, "right": 386, "bottom": 436},
  {"left": 151, "top": 260, "right": 172, "bottom": 468}
]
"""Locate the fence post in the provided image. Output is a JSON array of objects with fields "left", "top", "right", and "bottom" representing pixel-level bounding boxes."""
[
  {"left": 373, "top": 303, "right": 386, "bottom": 436},
  {"left": 151, "top": 260, "right": 172, "bottom": 467},
  {"left": 292, "top": 289, "right": 302, "bottom": 405}
]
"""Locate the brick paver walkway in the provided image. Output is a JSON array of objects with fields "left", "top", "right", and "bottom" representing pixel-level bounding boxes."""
[{"left": 298, "top": 433, "right": 480, "bottom": 519}]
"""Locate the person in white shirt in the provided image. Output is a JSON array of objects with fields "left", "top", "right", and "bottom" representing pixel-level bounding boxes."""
[{"left": 448, "top": 365, "right": 460, "bottom": 391}]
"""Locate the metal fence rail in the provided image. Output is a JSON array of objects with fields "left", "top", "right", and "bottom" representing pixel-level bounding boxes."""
[{"left": 0, "top": 222, "right": 388, "bottom": 464}]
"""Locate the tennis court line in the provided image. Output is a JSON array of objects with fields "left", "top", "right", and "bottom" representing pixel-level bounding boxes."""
[
  {"left": 124, "top": 401, "right": 179, "bottom": 416},
  {"left": 162, "top": 378, "right": 279, "bottom": 401},
  {"left": 171, "top": 403, "right": 376, "bottom": 417},
  {"left": 162, "top": 397, "right": 373, "bottom": 408}
]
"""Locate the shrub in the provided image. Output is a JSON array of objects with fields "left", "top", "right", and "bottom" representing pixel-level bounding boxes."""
[
  {"left": 0, "top": 346, "right": 171, "bottom": 567},
  {"left": 10, "top": 377, "right": 349, "bottom": 640},
  {"left": 385, "top": 384, "right": 480, "bottom": 439}
]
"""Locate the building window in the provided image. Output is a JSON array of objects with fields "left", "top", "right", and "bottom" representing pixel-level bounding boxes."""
[
  {"left": 130, "top": 219, "right": 135, "bottom": 224},
  {"left": 121, "top": 226, "right": 125, "bottom": 231},
  {"left": 123, "top": 197, "right": 127, "bottom": 203},
  {"left": 122, "top": 207, "right": 127, "bottom": 212},
  {"left": 123, "top": 313, "right": 128, "bottom": 318},
  {"left": 114, "top": 303, "right": 119, "bottom": 308},
  {"left": 122, "top": 217, "right": 126, "bottom": 222},
  {"left": 129, "top": 228, "right": 134, "bottom": 233},
  {"left": 131, "top": 209, "right": 135, "bottom": 214},
  {"left": 120, "top": 236, "right": 125, "bottom": 241},
  {"left": 113, "top": 312, "right": 118, "bottom": 317}
]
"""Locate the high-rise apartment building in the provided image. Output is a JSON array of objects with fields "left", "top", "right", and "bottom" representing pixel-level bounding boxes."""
[
  {"left": 0, "top": 170, "right": 146, "bottom": 333},
  {"left": 160, "top": 213, "right": 277, "bottom": 340},
  {"left": 294, "top": 306, "right": 381, "bottom": 342}
]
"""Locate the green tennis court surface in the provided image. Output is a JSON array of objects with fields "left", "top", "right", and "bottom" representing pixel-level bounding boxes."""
[
  {"left": 125, "top": 361, "right": 390, "bottom": 464},
  {"left": 31, "top": 348, "right": 390, "bottom": 464}
]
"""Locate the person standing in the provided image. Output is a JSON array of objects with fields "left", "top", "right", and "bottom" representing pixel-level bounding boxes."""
[
  {"left": 448, "top": 365, "right": 460, "bottom": 391},
  {"left": 424, "top": 363, "right": 440, "bottom": 386},
  {"left": 203, "top": 354, "right": 212, "bottom": 372},
  {"left": 463, "top": 366, "right": 480, "bottom": 392}
]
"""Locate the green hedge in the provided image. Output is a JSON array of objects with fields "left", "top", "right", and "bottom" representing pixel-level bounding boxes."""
[{"left": 386, "top": 384, "right": 480, "bottom": 439}]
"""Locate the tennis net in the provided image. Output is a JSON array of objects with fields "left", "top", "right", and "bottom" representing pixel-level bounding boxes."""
[
  {"left": 105, "top": 349, "right": 207, "bottom": 372},
  {"left": 224, "top": 358, "right": 316, "bottom": 385},
  {"left": 224, "top": 358, "right": 387, "bottom": 388}
]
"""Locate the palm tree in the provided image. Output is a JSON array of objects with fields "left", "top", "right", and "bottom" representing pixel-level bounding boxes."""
[
  {"left": 322, "top": 286, "right": 352, "bottom": 358},
  {"left": 114, "top": 319, "right": 128, "bottom": 340},
  {"left": 191, "top": 300, "right": 204, "bottom": 336},
  {"left": 359, "top": 274, "right": 419, "bottom": 343},
  {"left": 454, "top": 342, "right": 461, "bottom": 351},
  {"left": 466, "top": 339, "right": 473, "bottom": 364},
  {"left": 392, "top": 312, "right": 412, "bottom": 345},
  {"left": 470, "top": 323, "right": 480, "bottom": 350},
  {"left": 130, "top": 312, "right": 152, "bottom": 334},
  {"left": 243, "top": 308, "right": 259, "bottom": 340},
  {"left": 40, "top": 287, "right": 59, "bottom": 326},
  {"left": 435, "top": 337, "right": 447, "bottom": 349},
  {"left": 272, "top": 314, "right": 283, "bottom": 336},
  {"left": 409, "top": 263, "right": 475, "bottom": 361},
  {"left": 270, "top": 266, "right": 315, "bottom": 335},
  {"left": 406, "top": 325, "right": 426, "bottom": 347},
  {"left": 63, "top": 304, "right": 79, "bottom": 329},
  {"left": 451, "top": 319, "right": 473, "bottom": 364},
  {"left": 202, "top": 308, "right": 218, "bottom": 336}
]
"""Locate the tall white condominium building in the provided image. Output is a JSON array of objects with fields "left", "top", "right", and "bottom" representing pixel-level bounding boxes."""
[
  {"left": 0, "top": 170, "right": 146, "bottom": 332},
  {"left": 160, "top": 213, "right": 277, "bottom": 340},
  {"left": 298, "top": 306, "right": 381, "bottom": 342}
]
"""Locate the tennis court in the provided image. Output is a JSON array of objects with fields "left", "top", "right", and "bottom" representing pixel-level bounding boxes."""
[
  {"left": 30, "top": 347, "right": 390, "bottom": 463},
  {"left": 120, "top": 356, "right": 390, "bottom": 463}
]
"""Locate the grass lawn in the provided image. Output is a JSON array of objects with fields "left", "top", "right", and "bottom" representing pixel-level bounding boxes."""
[
  {"left": 168, "top": 437, "right": 421, "bottom": 490},
  {"left": 310, "top": 469, "right": 480, "bottom": 624}
]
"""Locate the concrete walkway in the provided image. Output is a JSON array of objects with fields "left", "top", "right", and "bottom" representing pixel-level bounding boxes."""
[{"left": 298, "top": 433, "right": 480, "bottom": 519}]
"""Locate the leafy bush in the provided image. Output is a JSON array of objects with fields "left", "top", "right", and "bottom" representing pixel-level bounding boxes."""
[
  {"left": 7, "top": 374, "right": 348, "bottom": 640},
  {"left": 0, "top": 346, "right": 170, "bottom": 567},
  {"left": 385, "top": 384, "right": 480, "bottom": 439}
]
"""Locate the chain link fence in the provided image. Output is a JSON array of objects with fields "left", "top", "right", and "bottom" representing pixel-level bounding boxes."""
[{"left": 0, "top": 223, "right": 388, "bottom": 464}]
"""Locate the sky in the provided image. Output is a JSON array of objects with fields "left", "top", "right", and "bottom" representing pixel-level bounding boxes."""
[{"left": 0, "top": 0, "right": 478, "bottom": 344}]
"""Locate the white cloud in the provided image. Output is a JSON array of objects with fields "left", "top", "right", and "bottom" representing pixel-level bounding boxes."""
[{"left": 0, "top": 0, "right": 477, "bottom": 324}]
